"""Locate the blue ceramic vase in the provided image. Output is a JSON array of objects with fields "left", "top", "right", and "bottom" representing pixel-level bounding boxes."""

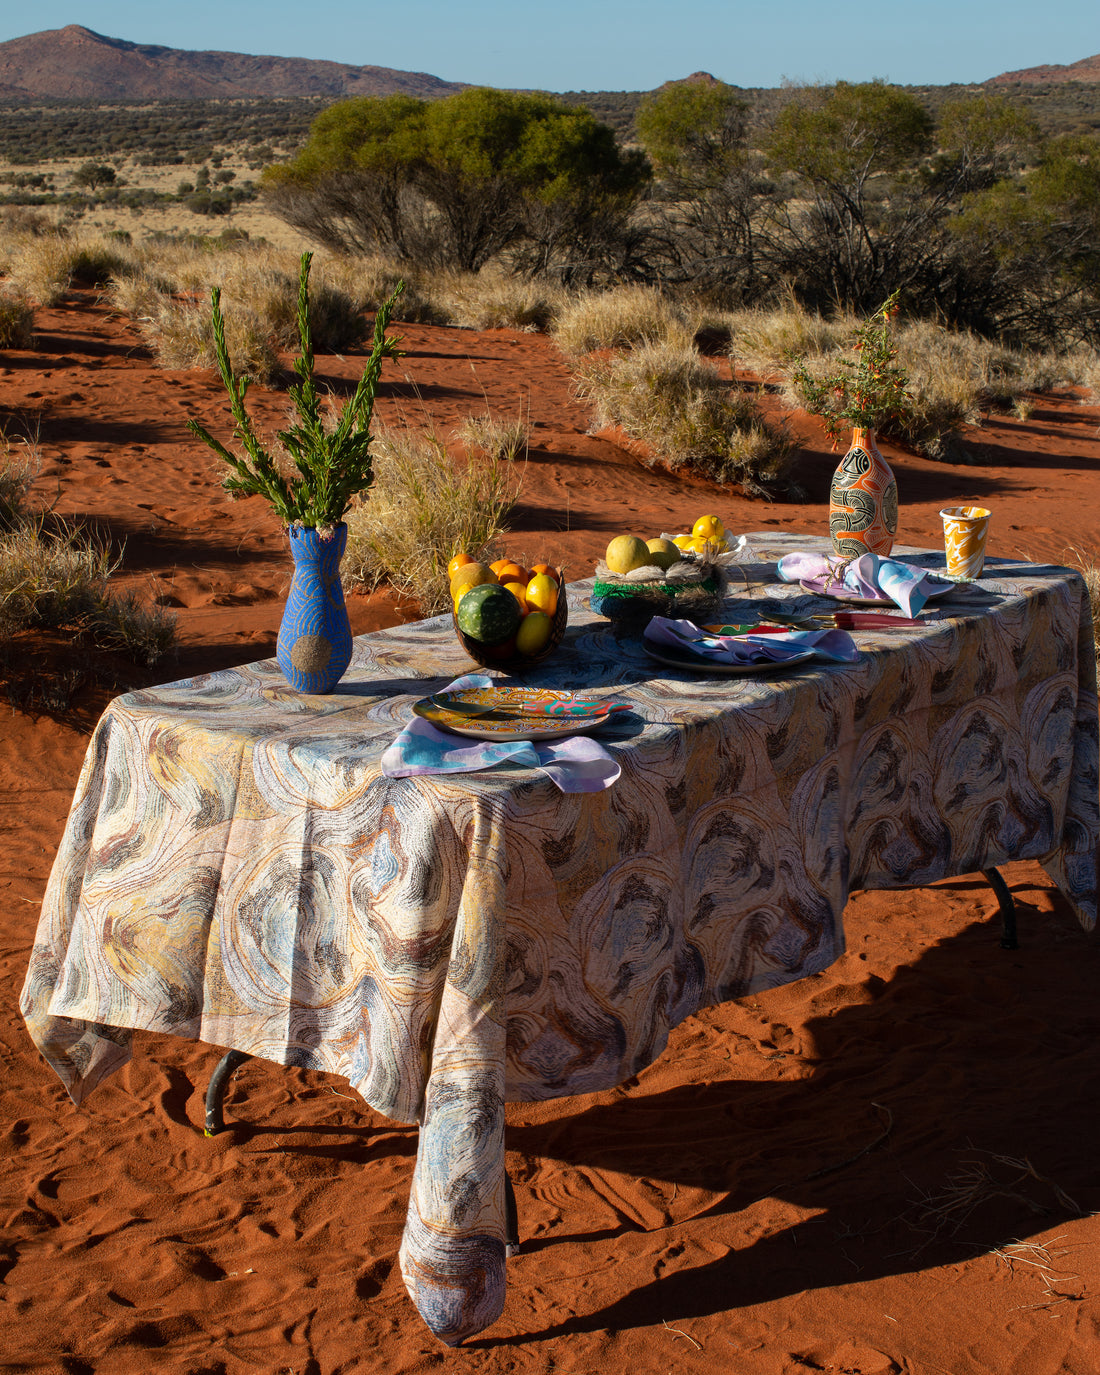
[{"left": 276, "top": 523, "right": 353, "bottom": 694}]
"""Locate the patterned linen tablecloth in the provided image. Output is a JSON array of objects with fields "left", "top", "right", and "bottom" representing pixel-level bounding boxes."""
[{"left": 21, "top": 535, "right": 1099, "bottom": 1344}]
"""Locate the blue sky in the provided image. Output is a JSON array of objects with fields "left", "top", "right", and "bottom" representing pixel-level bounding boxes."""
[{"left": 3, "top": 2, "right": 1097, "bottom": 91}]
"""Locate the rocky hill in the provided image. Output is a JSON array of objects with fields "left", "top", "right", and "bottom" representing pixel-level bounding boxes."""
[
  {"left": 988, "top": 52, "right": 1100, "bottom": 84},
  {"left": 0, "top": 24, "right": 466, "bottom": 101}
]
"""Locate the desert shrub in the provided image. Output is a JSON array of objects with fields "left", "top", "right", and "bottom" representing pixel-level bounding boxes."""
[
  {"left": 343, "top": 425, "right": 517, "bottom": 614},
  {"left": 455, "top": 412, "right": 530, "bottom": 462},
  {"left": 727, "top": 302, "right": 853, "bottom": 377},
  {"left": 264, "top": 87, "right": 649, "bottom": 277},
  {"left": 573, "top": 340, "right": 795, "bottom": 496},
  {"left": 552, "top": 286, "right": 694, "bottom": 357},
  {"left": 433, "top": 270, "right": 565, "bottom": 331},
  {"left": 0, "top": 441, "right": 35, "bottom": 529},
  {"left": 136, "top": 292, "right": 281, "bottom": 384},
  {"left": 775, "top": 303, "right": 1096, "bottom": 459},
  {"left": 7, "top": 231, "right": 135, "bottom": 305},
  {"left": 0, "top": 520, "right": 175, "bottom": 664},
  {"left": 0, "top": 285, "right": 34, "bottom": 348},
  {"left": 105, "top": 270, "right": 167, "bottom": 321},
  {"left": 0, "top": 446, "right": 176, "bottom": 666}
]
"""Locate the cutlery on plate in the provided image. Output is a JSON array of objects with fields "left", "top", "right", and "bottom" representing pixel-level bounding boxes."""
[{"left": 428, "top": 694, "right": 632, "bottom": 719}]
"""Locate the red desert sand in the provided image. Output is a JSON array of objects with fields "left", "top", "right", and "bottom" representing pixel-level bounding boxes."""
[{"left": 2, "top": 290, "right": 1098, "bottom": 1375}]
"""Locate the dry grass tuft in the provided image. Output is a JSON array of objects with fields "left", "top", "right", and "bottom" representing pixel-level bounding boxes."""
[
  {"left": 434, "top": 271, "right": 565, "bottom": 332},
  {"left": 343, "top": 425, "right": 518, "bottom": 615},
  {"left": 552, "top": 286, "right": 694, "bottom": 357},
  {"left": 0, "top": 285, "right": 35, "bottom": 349},
  {"left": 0, "top": 444, "right": 176, "bottom": 668},
  {"left": 7, "top": 231, "right": 134, "bottom": 306},
  {"left": 1066, "top": 547, "right": 1100, "bottom": 665},
  {"left": 727, "top": 303, "right": 853, "bottom": 378},
  {"left": 454, "top": 411, "right": 531, "bottom": 463},
  {"left": 573, "top": 340, "right": 795, "bottom": 496}
]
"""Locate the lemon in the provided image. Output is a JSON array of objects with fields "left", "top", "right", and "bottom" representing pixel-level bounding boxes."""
[
  {"left": 526, "top": 573, "right": 558, "bottom": 616},
  {"left": 672, "top": 534, "right": 693, "bottom": 551},
  {"left": 692, "top": 514, "right": 725, "bottom": 543},
  {"left": 605, "top": 534, "right": 651, "bottom": 574},
  {"left": 516, "top": 611, "right": 552, "bottom": 655}
]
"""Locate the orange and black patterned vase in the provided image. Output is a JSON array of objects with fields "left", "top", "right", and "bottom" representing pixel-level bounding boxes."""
[{"left": 828, "top": 427, "right": 898, "bottom": 558}]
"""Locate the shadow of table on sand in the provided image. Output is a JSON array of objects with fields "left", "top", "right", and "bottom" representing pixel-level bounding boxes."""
[{"left": 482, "top": 878, "right": 1097, "bottom": 1344}]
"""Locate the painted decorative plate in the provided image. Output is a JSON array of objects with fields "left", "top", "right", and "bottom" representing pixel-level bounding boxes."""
[{"left": 412, "top": 687, "right": 631, "bottom": 741}]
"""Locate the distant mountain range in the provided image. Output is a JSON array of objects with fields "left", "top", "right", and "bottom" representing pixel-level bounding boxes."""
[
  {"left": 0, "top": 25, "right": 467, "bottom": 101},
  {"left": 0, "top": 25, "right": 1097, "bottom": 104},
  {"left": 988, "top": 52, "right": 1100, "bottom": 85}
]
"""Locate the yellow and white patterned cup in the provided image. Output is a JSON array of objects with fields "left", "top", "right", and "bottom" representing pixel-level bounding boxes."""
[{"left": 940, "top": 505, "right": 991, "bottom": 579}]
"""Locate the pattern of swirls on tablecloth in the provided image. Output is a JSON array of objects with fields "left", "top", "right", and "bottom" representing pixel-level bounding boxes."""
[{"left": 21, "top": 535, "right": 1099, "bottom": 1345}]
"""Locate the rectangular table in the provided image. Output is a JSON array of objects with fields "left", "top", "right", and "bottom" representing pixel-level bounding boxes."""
[{"left": 21, "top": 535, "right": 1098, "bottom": 1344}]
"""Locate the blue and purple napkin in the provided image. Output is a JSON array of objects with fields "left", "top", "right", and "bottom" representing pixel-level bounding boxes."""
[
  {"left": 643, "top": 617, "right": 859, "bottom": 665},
  {"left": 777, "top": 551, "right": 951, "bottom": 617}
]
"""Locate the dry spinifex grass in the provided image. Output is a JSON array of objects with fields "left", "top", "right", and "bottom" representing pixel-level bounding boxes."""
[
  {"left": 572, "top": 339, "right": 796, "bottom": 497},
  {"left": 343, "top": 424, "right": 519, "bottom": 615}
]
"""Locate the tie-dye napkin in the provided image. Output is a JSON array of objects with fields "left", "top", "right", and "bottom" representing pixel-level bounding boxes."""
[
  {"left": 381, "top": 675, "right": 621, "bottom": 793},
  {"left": 644, "top": 617, "right": 859, "bottom": 664},
  {"left": 777, "top": 551, "right": 950, "bottom": 617}
]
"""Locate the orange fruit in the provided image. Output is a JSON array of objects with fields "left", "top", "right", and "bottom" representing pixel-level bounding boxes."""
[
  {"left": 501, "top": 580, "right": 529, "bottom": 613},
  {"left": 497, "top": 561, "right": 527, "bottom": 585},
  {"left": 526, "top": 573, "right": 558, "bottom": 616},
  {"left": 489, "top": 558, "right": 512, "bottom": 575},
  {"left": 447, "top": 551, "right": 474, "bottom": 579},
  {"left": 530, "top": 562, "right": 559, "bottom": 584}
]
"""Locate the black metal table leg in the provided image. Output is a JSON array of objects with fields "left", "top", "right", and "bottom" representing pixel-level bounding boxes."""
[
  {"left": 981, "top": 867, "right": 1018, "bottom": 949},
  {"left": 504, "top": 1170, "right": 520, "bottom": 1257},
  {"left": 204, "top": 1048, "right": 252, "bottom": 1136}
]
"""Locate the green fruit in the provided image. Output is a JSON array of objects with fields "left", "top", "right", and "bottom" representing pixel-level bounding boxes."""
[
  {"left": 645, "top": 537, "right": 681, "bottom": 571},
  {"left": 456, "top": 582, "right": 523, "bottom": 645}
]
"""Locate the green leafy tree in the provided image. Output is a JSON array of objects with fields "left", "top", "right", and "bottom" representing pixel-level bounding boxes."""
[
  {"left": 263, "top": 88, "right": 649, "bottom": 276},
  {"left": 635, "top": 79, "right": 774, "bottom": 298},
  {"left": 949, "top": 133, "right": 1100, "bottom": 344},
  {"left": 764, "top": 83, "right": 1041, "bottom": 316},
  {"left": 71, "top": 161, "right": 117, "bottom": 192}
]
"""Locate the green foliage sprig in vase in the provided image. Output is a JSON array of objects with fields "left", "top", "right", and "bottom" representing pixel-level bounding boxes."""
[
  {"left": 790, "top": 291, "right": 913, "bottom": 447},
  {"left": 186, "top": 250, "right": 404, "bottom": 533},
  {"left": 187, "top": 252, "right": 404, "bottom": 692}
]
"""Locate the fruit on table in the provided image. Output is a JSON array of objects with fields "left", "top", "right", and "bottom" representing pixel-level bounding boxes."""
[
  {"left": 645, "top": 537, "right": 681, "bottom": 571},
  {"left": 693, "top": 514, "right": 725, "bottom": 542},
  {"left": 455, "top": 582, "right": 523, "bottom": 645},
  {"left": 501, "top": 579, "right": 529, "bottom": 613},
  {"left": 515, "top": 610, "right": 552, "bottom": 655},
  {"left": 605, "top": 534, "right": 652, "bottom": 574},
  {"left": 450, "top": 561, "right": 496, "bottom": 597},
  {"left": 525, "top": 572, "right": 558, "bottom": 616},
  {"left": 447, "top": 551, "right": 474, "bottom": 579}
]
